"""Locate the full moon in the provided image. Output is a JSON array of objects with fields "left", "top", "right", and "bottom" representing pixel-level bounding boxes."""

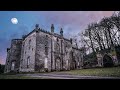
[{"left": 11, "top": 18, "right": 18, "bottom": 24}]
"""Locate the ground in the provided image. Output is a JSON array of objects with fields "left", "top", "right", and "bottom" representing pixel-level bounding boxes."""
[{"left": 0, "top": 67, "right": 120, "bottom": 79}]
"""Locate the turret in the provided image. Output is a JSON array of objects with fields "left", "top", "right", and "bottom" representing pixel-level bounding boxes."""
[
  {"left": 60, "top": 28, "right": 63, "bottom": 36},
  {"left": 51, "top": 24, "right": 54, "bottom": 34},
  {"left": 35, "top": 24, "right": 39, "bottom": 30}
]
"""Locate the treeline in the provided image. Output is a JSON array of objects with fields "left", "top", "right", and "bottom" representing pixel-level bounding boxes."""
[{"left": 80, "top": 12, "right": 120, "bottom": 54}]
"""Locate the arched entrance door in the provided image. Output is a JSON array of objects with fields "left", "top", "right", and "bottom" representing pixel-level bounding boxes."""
[
  {"left": 103, "top": 54, "right": 114, "bottom": 67},
  {"left": 55, "top": 58, "right": 61, "bottom": 71}
]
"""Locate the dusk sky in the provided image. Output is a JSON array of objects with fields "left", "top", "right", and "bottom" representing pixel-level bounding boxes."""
[{"left": 0, "top": 11, "right": 114, "bottom": 64}]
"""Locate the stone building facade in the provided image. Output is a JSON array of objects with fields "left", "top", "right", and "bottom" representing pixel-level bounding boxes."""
[{"left": 4, "top": 24, "right": 84, "bottom": 73}]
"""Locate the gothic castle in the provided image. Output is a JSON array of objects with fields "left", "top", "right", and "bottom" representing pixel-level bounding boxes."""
[{"left": 4, "top": 24, "right": 85, "bottom": 73}]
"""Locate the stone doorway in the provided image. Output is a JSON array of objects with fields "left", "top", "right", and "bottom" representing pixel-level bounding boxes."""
[
  {"left": 55, "top": 58, "right": 61, "bottom": 71},
  {"left": 103, "top": 54, "right": 114, "bottom": 67}
]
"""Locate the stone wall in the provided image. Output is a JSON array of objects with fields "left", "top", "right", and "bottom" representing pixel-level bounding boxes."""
[
  {"left": 19, "top": 32, "right": 36, "bottom": 72},
  {"left": 72, "top": 48, "right": 84, "bottom": 69},
  {"left": 4, "top": 39, "right": 22, "bottom": 73},
  {"left": 35, "top": 30, "right": 52, "bottom": 72},
  {"left": 64, "top": 40, "right": 72, "bottom": 70},
  {"left": 4, "top": 48, "right": 11, "bottom": 73}
]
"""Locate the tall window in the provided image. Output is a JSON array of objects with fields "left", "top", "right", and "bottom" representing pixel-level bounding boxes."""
[
  {"left": 45, "top": 35, "right": 48, "bottom": 55},
  {"left": 27, "top": 56, "right": 30, "bottom": 68},
  {"left": 28, "top": 39, "right": 31, "bottom": 50},
  {"left": 56, "top": 43, "right": 60, "bottom": 53},
  {"left": 11, "top": 61, "right": 15, "bottom": 70},
  {"left": 45, "top": 46, "right": 48, "bottom": 55}
]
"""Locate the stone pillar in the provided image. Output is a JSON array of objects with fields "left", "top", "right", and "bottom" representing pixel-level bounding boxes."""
[{"left": 51, "top": 36, "right": 55, "bottom": 71}]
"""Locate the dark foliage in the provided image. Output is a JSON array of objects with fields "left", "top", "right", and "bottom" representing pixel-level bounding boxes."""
[{"left": 0, "top": 64, "right": 5, "bottom": 74}]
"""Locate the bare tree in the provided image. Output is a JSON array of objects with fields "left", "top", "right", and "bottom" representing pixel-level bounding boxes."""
[{"left": 100, "top": 17, "right": 115, "bottom": 48}]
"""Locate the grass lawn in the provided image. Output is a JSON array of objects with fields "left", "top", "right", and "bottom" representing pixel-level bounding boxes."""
[
  {"left": 0, "top": 75, "right": 46, "bottom": 79},
  {"left": 62, "top": 66, "right": 120, "bottom": 77},
  {"left": 0, "top": 66, "right": 120, "bottom": 79}
]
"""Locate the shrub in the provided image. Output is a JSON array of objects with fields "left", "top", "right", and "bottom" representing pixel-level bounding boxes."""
[{"left": 0, "top": 64, "right": 5, "bottom": 74}]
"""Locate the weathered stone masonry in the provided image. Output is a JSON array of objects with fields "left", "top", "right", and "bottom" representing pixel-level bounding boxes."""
[{"left": 4, "top": 24, "right": 84, "bottom": 73}]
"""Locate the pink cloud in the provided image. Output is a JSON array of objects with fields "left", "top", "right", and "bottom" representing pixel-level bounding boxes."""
[
  {"left": 37, "top": 11, "right": 114, "bottom": 43},
  {"left": 37, "top": 11, "right": 114, "bottom": 32}
]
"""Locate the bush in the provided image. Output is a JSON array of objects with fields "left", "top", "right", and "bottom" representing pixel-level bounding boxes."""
[{"left": 0, "top": 64, "right": 5, "bottom": 74}]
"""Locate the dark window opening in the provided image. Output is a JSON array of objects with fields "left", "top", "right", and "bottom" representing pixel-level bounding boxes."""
[
  {"left": 27, "top": 56, "right": 30, "bottom": 68},
  {"left": 45, "top": 46, "right": 48, "bottom": 55},
  {"left": 28, "top": 39, "right": 31, "bottom": 50}
]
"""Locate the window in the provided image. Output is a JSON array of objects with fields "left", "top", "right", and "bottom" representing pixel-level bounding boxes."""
[
  {"left": 45, "top": 46, "right": 48, "bottom": 55},
  {"left": 29, "top": 39, "right": 31, "bottom": 44},
  {"left": 44, "top": 58, "right": 48, "bottom": 68},
  {"left": 27, "top": 56, "right": 30, "bottom": 68},
  {"left": 28, "top": 39, "right": 31, "bottom": 50},
  {"left": 56, "top": 43, "right": 60, "bottom": 53},
  {"left": 11, "top": 62, "right": 15, "bottom": 70}
]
